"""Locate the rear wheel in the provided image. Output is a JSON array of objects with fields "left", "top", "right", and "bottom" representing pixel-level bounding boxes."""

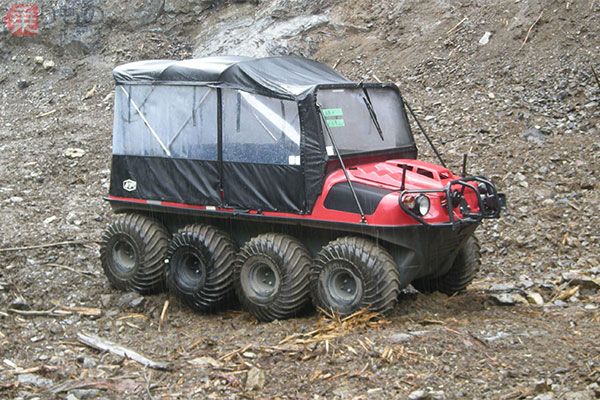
[
  {"left": 411, "top": 235, "right": 481, "bottom": 295},
  {"left": 310, "top": 237, "right": 400, "bottom": 316},
  {"left": 235, "top": 234, "right": 311, "bottom": 322},
  {"left": 166, "top": 225, "right": 237, "bottom": 312},
  {"left": 100, "top": 213, "right": 170, "bottom": 294}
]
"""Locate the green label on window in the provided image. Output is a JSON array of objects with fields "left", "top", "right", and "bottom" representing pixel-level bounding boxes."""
[
  {"left": 321, "top": 108, "right": 343, "bottom": 117},
  {"left": 326, "top": 118, "right": 345, "bottom": 128}
]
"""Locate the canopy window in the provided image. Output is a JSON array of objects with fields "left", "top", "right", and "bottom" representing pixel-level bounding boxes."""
[
  {"left": 222, "top": 90, "right": 301, "bottom": 165},
  {"left": 112, "top": 84, "right": 218, "bottom": 160}
]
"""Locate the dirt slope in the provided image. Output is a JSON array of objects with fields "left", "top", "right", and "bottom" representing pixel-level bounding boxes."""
[{"left": 0, "top": 0, "right": 599, "bottom": 399}]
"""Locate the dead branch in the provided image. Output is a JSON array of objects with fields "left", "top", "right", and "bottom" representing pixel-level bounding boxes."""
[
  {"left": 77, "top": 332, "right": 172, "bottom": 370},
  {"left": 447, "top": 17, "right": 467, "bottom": 34},
  {"left": 0, "top": 240, "right": 91, "bottom": 253},
  {"left": 159, "top": 299, "right": 169, "bottom": 332},
  {"left": 7, "top": 308, "right": 56, "bottom": 316},
  {"left": 520, "top": 11, "right": 543, "bottom": 50},
  {"left": 7, "top": 307, "right": 101, "bottom": 317},
  {"left": 47, "top": 263, "right": 98, "bottom": 277},
  {"left": 219, "top": 344, "right": 252, "bottom": 361}
]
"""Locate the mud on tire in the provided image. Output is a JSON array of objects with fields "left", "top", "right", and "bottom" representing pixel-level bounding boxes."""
[
  {"left": 100, "top": 213, "right": 170, "bottom": 294},
  {"left": 235, "top": 234, "right": 312, "bottom": 322},
  {"left": 165, "top": 224, "right": 237, "bottom": 313},
  {"left": 310, "top": 237, "right": 400, "bottom": 316},
  {"left": 412, "top": 235, "right": 481, "bottom": 295}
]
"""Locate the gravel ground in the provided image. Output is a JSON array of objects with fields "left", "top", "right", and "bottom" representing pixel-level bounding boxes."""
[{"left": 0, "top": 0, "right": 599, "bottom": 399}]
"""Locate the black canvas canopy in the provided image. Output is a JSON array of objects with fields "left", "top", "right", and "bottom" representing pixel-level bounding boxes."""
[
  {"left": 109, "top": 56, "right": 415, "bottom": 214},
  {"left": 110, "top": 56, "right": 351, "bottom": 213},
  {"left": 112, "top": 56, "right": 352, "bottom": 99}
]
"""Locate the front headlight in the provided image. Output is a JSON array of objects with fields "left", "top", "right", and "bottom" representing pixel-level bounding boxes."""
[{"left": 415, "top": 194, "right": 430, "bottom": 216}]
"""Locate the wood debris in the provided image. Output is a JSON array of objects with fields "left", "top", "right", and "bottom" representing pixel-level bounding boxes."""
[
  {"left": 278, "top": 308, "right": 390, "bottom": 346},
  {"left": 77, "top": 332, "right": 172, "bottom": 370}
]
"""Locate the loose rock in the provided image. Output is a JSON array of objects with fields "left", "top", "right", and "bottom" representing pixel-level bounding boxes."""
[{"left": 246, "top": 367, "right": 266, "bottom": 391}]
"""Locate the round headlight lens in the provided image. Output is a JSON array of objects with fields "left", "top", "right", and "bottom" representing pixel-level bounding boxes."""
[{"left": 416, "top": 194, "right": 430, "bottom": 216}]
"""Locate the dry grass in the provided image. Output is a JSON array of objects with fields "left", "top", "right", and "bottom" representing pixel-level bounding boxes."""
[{"left": 279, "top": 308, "right": 390, "bottom": 346}]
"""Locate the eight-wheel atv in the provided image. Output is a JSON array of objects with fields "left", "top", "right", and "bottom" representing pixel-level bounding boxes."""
[{"left": 100, "top": 56, "right": 505, "bottom": 321}]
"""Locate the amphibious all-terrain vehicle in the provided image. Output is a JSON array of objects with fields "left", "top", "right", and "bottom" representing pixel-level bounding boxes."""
[{"left": 100, "top": 56, "right": 505, "bottom": 321}]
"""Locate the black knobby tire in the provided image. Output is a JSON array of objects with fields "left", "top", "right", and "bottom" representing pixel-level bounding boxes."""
[
  {"left": 100, "top": 213, "right": 170, "bottom": 294},
  {"left": 166, "top": 224, "right": 237, "bottom": 313},
  {"left": 310, "top": 237, "right": 400, "bottom": 316},
  {"left": 235, "top": 234, "right": 312, "bottom": 322},
  {"left": 412, "top": 236, "right": 481, "bottom": 295}
]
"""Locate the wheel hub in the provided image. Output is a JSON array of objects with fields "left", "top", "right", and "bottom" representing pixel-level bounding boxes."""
[
  {"left": 327, "top": 268, "right": 361, "bottom": 305},
  {"left": 112, "top": 239, "right": 137, "bottom": 272},
  {"left": 242, "top": 257, "right": 281, "bottom": 301},
  {"left": 174, "top": 249, "right": 206, "bottom": 292}
]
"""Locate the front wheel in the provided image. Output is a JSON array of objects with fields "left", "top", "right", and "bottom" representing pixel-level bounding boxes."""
[
  {"left": 411, "top": 235, "right": 481, "bottom": 295},
  {"left": 310, "top": 237, "right": 400, "bottom": 316}
]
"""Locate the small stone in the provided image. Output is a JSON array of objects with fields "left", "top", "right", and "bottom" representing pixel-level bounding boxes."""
[
  {"left": 64, "top": 148, "right": 86, "bottom": 159},
  {"left": 408, "top": 389, "right": 428, "bottom": 400},
  {"left": 490, "top": 293, "right": 527, "bottom": 305},
  {"left": 66, "top": 394, "right": 78, "bottom": 400},
  {"left": 100, "top": 294, "right": 112, "bottom": 308},
  {"left": 390, "top": 333, "right": 414, "bottom": 343},
  {"left": 10, "top": 296, "right": 30, "bottom": 310},
  {"left": 17, "top": 79, "right": 30, "bottom": 89},
  {"left": 522, "top": 127, "right": 546, "bottom": 145},
  {"left": 30, "top": 335, "right": 44, "bottom": 343},
  {"left": 533, "top": 394, "right": 555, "bottom": 400},
  {"left": 242, "top": 351, "right": 257, "bottom": 359},
  {"left": 484, "top": 332, "right": 510, "bottom": 342},
  {"left": 17, "top": 373, "right": 54, "bottom": 388},
  {"left": 488, "top": 92, "right": 495, "bottom": 99},
  {"left": 245, "top": 367, "right": 266, "bottom": 391},
  {"left": 43, "top": 216, "right": 58, "bottom": 224},
  {"left": 188, "top": 356, "right": 223, "bottom": 368},
  {"left": 553, "top": 300, "right": 568, "bottom": 307},
  {"left": 34, "top": 56, "right": 44, "bottom": 64},
  {"left": 9, "top": 196, "right": 24, "bottom": 203},
  {"left": 527, "top": 292, "right": 545, "bottom": 305},
  {"left": 117, "top": 292, "right": 144, "bottom": 308},
  {"left": 42, "top": 59, "right": 55, "bottom": 70},
  {"left": 563, "top": 391, "right": 594, "bottom": 400},
  {"left": 82, "top": 357, "right": 96, "bottom": 369},
  {"left": 429, "top": 391, "right": 446, "bottom": 400},
  {"left": 68, "top": 389, "right": 102, "bottom": 399},
  {"left": 534, "top": 379, "right": 552, "bottom": 393},
  {"left": 479, "top": 31, "right": 492, "bottom": 45}
]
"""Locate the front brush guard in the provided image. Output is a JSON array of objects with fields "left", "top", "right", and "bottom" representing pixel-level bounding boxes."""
[{"left": 399, "top": 176, "right": 506, "bottom": 229}]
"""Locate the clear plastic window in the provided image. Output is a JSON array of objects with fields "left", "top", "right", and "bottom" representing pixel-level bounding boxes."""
[
  {"left": 317, "top": 87, "right": 413, "bottom": 155},
  {"left": 222, "top": 90, "right": 301, "bottom": 165},
  {"left": 112, "top": 85, "right": 218, "bottom": 160}
]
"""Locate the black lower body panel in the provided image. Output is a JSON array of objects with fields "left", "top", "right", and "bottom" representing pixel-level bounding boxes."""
[{"left": 108, "top": 199, "right": 478, "bottom": 288}]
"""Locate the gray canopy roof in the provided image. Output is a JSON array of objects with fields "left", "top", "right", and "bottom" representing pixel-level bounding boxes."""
[{"left": 112, "top": 56, "right": 352, "bottom": 99}]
